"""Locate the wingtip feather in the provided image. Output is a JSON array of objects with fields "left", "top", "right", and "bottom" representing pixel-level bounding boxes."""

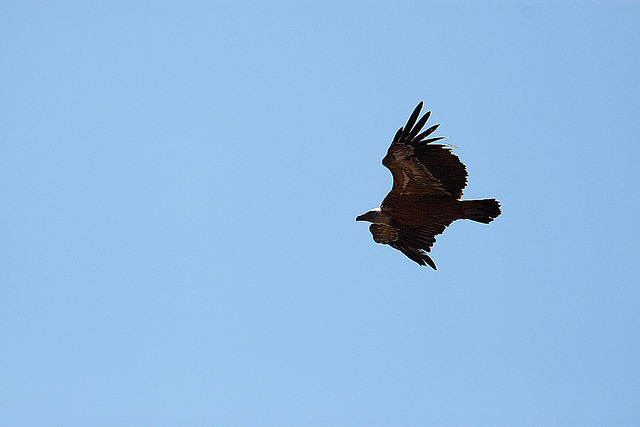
[
  {"left": 392, "top": 127, "right": 403, "bottom": 144},
  {"left": 423, "top": 254, "right": 437, "bottom": 270},
  {"left": 407, "top": 110, "right": 431, "bottom": 141},
  {"left": 416, "top": 123, "right": 441, "bottom": 141},
  {"left": 401, "top": 102, "right": 423, "bottom": 141},
  {"left": 422, "top": 136, "right": 446, "bottom": 144}
]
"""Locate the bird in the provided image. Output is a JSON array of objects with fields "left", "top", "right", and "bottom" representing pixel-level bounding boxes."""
[{"left": 356, "top": 102, "right": 501, "bottom": 269}]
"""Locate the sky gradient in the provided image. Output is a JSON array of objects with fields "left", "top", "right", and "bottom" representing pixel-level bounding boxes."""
[{"left": 2, "top": 2, "right": 639, "bottom": 425}]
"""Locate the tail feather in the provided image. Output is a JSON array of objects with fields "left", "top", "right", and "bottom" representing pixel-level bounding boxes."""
[{"left": 462, "top": 199, "right": 501, "bottom": 224}]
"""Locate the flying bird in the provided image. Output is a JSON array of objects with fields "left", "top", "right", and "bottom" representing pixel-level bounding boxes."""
[{"left": 356, "top": 102, "right": 501, "bottom": 269}]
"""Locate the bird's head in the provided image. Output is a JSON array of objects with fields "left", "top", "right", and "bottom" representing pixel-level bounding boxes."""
[{"left": 356, "top": 208, "right": 384, "bottom": 223}]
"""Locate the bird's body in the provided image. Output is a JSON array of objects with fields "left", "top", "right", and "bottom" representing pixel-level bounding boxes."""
[
  {"left": 356, "top": 102, "right": 501, "bottom": 269},
  {"left": 382, "top": 194, "right": 460, "bottom": 225}
]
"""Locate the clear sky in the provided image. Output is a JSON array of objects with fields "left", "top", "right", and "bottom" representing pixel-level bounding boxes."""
[{"left": 2, "top": 1, "right": 639, "bottom": 425}]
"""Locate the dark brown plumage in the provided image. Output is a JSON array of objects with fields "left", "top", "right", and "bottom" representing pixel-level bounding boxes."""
[{"left": 356, "top": 102, "right": 501, "bottom": 269}]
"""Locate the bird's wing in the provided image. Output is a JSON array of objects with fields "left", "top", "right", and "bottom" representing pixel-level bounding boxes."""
[
  {"left": 382, "top": 102, "right": 468, "bottom": 199},
  {"left": 369, "top": 222, "right": 452, "bottom": 269}
]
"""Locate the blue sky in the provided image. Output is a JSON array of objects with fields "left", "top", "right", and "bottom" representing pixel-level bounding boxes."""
[{"left": 2, "top": 1, "right": 639, "bottom": 425}]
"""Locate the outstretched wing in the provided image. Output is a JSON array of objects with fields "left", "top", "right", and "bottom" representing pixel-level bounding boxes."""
[
  {"left": 369, "top": 222, "right": 452, "bottom": 269},
  {"left": 382, "top": 102, "right": 468, "bottom": 199}
]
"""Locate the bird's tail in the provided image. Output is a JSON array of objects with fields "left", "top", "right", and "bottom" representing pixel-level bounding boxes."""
[{"left": 461, "top": 199, "right": 501, "bottom": 224}]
